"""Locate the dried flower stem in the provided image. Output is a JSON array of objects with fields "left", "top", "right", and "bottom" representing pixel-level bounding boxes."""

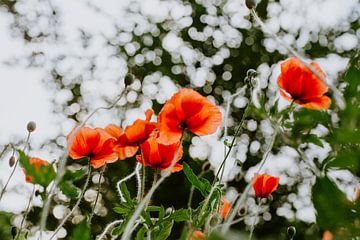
[
  {"left": 120, "top": 136, "right": 184, "bottom": 240},
  {"left": 49, "top": 160, "right": 92, "bottom": 240}
]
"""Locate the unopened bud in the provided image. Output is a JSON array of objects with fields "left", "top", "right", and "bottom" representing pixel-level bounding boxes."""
[
  {"left": 287, "top": 226, "right": 296, "bottom": 239},
  {"left": 124, "top": 73, "right": 134, "bottom": 86},
  {"left": 9, "top": 156, "right": 16, "bottom": 167},
  {"left": 245, "top": 0, "right": 257, "bottom": 9},
  {"left": 27, "top": 121, "right": 36, "bottom": 132}
]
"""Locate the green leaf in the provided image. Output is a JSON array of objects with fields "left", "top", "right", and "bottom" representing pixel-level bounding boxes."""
[
  {"left": 151, "top": 220, "right": 174, "bottom": 240},
  {"left": 113, "top": 204, "right": 132, "bottom": 215},
  {"left": 326, "top": 149, "right": 360, "bottom": 172},
  {"left": 169, "top": 208, "right": 189, "bottom": 222},
  {"left": 59, "top": 181, "right": 79, "bottom": 199},
  {"left": 18, "top": 150, "right": 56, "bottom": 187},
  {"left": 183, "top": 163, "right": 211, "bottom": 196},
  {"left": 135, "top": 226, "right": 146, "bottom": 240},
  {"left": 303, "top": 134, "right": 324, "bottom": 147},
  {"left": 69, "top": 220, "right": 90, "bottom": 240},
  {"left": 120, "top": 182, "right": 133, "bottom": 205},
  {"left": 312, "top": 176, "right": 357, "bottom": 232}
]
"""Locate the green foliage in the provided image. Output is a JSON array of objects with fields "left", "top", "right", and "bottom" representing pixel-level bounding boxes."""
[
  {"left": 312, "top": 176, "right": 359, "bottom": 236},
  {"left": 183, "top": 162, "right": 212, "bottom": 197},
  {"left": 59, "top": 168, "right": 87, "bottom": 199},
  {"left": 18, "top": 150, "right": 56, "bottom": 187}
]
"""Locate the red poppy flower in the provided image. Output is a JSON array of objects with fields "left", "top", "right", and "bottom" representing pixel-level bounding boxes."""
[
  {"left": 277, "top": 57, "right": 331, "bottom": 110},
  {"left": 190, "top": 230, "right": 206, "bottom": 240},
  {"left": 252, "top": 174, "right": 279, "bottom": 198},
  {"left": 219, "top": 197, "right": 231, "bottom": 219},
  {"left": 104, "top": 109, "right": 156, "bottom": 160},
  {"left": 136, "top": 133, "right": 183, "bottom": 172},
  {"left": 67, "top": 127, "right": 118, "bottom": 169},
  {"left": 25, "top": 157, "right": 49, "bottom": 183},
  {"left": 104, "top": 124, "right": 138, "bottom": 160},
  {"left": 157, "top": 88, "right": 222, "bottom": 145},
  {"left": 322, "top": 231, "right": 333, "bottom": 240},
  {"left": 122, "top": 109, "right": 156, "bottom": 144}
]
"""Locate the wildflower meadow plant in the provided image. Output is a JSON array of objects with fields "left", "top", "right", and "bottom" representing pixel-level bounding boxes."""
[{"left": 0, "top": 1, "right": 359, "bottom": 240}]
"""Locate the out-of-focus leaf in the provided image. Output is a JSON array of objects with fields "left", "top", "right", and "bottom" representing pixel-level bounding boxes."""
[
  {"left": 303, "top": 134, "right": 324, "bottom": 147},
  {"left": 326, "top": 149, "right": 360, "bottom": 172},
  {"left": 183, "top": 162, "right": 211, "bottom": 196},
  {"left": 120, "top": 182, "right": 133, "bottom": 205},
  {"left": 18, "top": 150, "right": 56, "bottom": 187},
  {"left": 69, "top": 220, "right": 90, "bottom": 240},
  {"left": 312, "top": 176, "right": 357, "bottom": 232}
]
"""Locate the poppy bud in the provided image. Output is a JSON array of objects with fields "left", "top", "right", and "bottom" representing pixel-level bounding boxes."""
[
  {"left": 27, "top": 121, "right": 36, "bottom": 132},
  {"left": 245, "top": 0, "right": 257, "bottom": 9},
  {"left": 9, "top": 156, "right": 16, "bottom": 167},
  {"left": 287, "top": 226, "right": 296, "bottom": 239},
  {"left": 124, "top": 73, "right": 134, "bottom": 86}
]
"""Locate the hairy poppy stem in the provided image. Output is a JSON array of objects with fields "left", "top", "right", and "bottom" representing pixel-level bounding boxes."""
[
  {"left": 117, "top": 163, "right": 142, "bottom": 202},
  {"left": 135, "top": 163, "right": 142, "bottom": 201},
  {"left": 49, "top": 160, "right": 92, "bottom": 240},
  {"left": 120, "top": 135, "right": 184, "bottom": 240},
  {"left": 88, "top": 166, "right": 106, "bottom": 224},
  {"left": 0, "top": 132, "right": 31, "bottom": 203},
  {"left": 15, "top": 185, "right": 36, "bottom": 240},
  {"left": 39, "top": 88, "right": 127, "bottom": 237},
  {"left": 97, "top": 220, "right": 123, "bottom": 240}
]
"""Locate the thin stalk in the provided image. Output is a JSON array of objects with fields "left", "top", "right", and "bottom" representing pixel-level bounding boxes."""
[
  {"left": 0, "top": 133, "right": 31, "bottom": 203},
  {"left": 221, "top": 131, "right": 277, "bottom": 233},
  {"left": 15, "top": 185, "right": 36, "bottom": 240},
  {"left": 40, "top": 88, "right": 127, "bottom": 236},
  {"left": 49, "top": 160, "right": 92, "bottom": 240},
  {"left": 88, "top": 166, "right": 106, "bottom": 224},
  {"left": 120, "top": 135, "right": 184, "bottom": 240},
  {"left": 0, "top": 144, "right": 10, "bottom": 160}
]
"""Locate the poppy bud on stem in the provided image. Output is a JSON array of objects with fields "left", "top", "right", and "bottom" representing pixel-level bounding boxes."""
[{"left": 26, "top": 121, "right": 36, "bottom": 133}]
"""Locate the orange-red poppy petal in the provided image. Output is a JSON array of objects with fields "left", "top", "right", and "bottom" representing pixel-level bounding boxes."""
[{"left": 298, "top": 95, "right": 331, "bottom": 110}]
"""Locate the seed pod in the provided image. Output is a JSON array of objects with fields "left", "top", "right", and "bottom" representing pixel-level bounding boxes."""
[
  {"left": 245, "top": 0, "right": 257, "bottom": 9},
  {"left": 9, "top": 156, "right": 16, "bottom": 167},
  {"left": 27, "top": 121, "right": 36, "bottom": 132}
]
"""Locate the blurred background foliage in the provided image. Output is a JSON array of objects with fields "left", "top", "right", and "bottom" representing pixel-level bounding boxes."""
[{"left": 0, "top": 0, "right": 359, "bottom": 239}]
